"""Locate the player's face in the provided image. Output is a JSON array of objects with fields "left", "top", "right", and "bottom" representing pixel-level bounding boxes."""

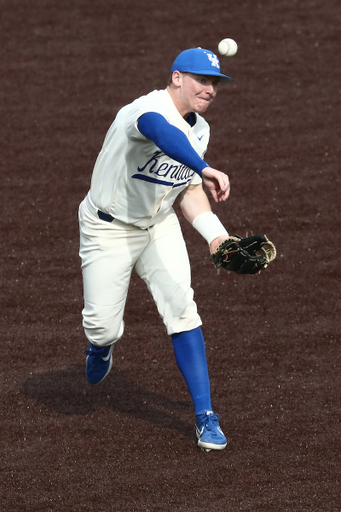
[{"left": 179, "top": 73, "right": 219, "bottom": 116}]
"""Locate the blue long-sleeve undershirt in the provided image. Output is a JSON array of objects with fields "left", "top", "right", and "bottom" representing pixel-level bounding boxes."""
[{"left": 137, "top": 112, "right": 208, "bottom": 176}]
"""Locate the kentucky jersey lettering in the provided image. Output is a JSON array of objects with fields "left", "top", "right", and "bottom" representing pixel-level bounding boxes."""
[{"left": 134, "top": 150, "right": 195, "bottom": 186}]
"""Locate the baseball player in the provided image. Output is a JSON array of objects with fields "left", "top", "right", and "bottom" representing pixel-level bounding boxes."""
[{"left": 79, "top": 48, "right": 233, "bottom": 451}]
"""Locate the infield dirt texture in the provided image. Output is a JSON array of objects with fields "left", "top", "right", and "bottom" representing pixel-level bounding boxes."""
[{"left": 1, "top": 1, "right": 340, "bottom": 510}]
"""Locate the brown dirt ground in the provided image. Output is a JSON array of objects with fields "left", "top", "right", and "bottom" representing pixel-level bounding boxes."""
[{"left": 1, "top": 0, "right": 340, "bottom": 510}]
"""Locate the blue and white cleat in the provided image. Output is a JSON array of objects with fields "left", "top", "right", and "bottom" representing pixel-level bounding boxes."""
[
  {"left": 85, "top": 342, "right": 114, "bottom": 384},
  {"left": 195, "top": 412, "right": 227, "bottom": 451}
]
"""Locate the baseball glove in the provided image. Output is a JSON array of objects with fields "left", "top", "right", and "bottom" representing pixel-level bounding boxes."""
[{"left": 211, "top": 234, "right": 277, "bottom": 275}]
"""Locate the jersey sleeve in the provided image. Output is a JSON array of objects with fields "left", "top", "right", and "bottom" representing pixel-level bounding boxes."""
[
  {"left": 137, "top": 112, "right": 208, "bottom": 176},
  {"left": 123, "top": 101, "right": 169, "bottom": 141}
]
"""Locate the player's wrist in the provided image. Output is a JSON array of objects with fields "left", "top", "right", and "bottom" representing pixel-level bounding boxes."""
[
  {"left": 192, "top": 211, "right": 228, "bottom": 245},
  {"left": 209, "top": 235, "right": 229, "bottom": 254},
  {"left": 199, "top": 163, "right": 210, "bottom": 175}
]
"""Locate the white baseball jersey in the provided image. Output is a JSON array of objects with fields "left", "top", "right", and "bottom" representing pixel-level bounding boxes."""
[{"left": 88, "top": 89, "right": 210, "bottom": 228}]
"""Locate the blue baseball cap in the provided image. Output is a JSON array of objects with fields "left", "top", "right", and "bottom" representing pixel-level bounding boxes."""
[{"left": 171, "top": 48, "right": 233, "bottom": 83}]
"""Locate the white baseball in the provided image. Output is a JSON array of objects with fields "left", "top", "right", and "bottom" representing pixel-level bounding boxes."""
[{"left": 218, "top": 38, "right": 238, "bottom": 57}]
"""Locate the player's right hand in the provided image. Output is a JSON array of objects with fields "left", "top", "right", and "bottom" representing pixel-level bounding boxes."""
[{"left": 201, "top": 167, "right": 230, "bottom": 203}]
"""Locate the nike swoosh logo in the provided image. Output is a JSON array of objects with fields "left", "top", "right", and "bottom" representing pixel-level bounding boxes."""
[
  {"left": 102, "top": 345, "right": 114, "bottom": 361},
  {"left": 196, "top": 426, "right": 204, "bottom": 436},
  {"left": 198, "top": 135, "right": 204, "bottom": 141}
]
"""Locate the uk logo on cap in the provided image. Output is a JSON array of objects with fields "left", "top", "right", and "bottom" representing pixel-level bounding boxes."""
[{"left": 206, "top": 52, "right": 220, "bottom": 69}]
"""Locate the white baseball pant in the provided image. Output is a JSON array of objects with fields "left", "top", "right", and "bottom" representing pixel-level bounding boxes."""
[{"left": 78, "top": 195, "right": 202, "bottom": 346}]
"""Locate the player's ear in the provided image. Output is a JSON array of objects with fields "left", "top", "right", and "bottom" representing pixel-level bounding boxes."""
[{"left": 172, "top": 71, "right": 182, "bottom": 87}]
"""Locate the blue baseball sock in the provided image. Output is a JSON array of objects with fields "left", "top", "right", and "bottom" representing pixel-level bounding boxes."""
[{"left": 171, "top": 327, "right": 212, "bottom": 416}]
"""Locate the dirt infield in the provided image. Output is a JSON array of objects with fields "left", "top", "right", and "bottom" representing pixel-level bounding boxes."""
[{"left": 1, "top": 0, "right": 340, "bottom": 510}]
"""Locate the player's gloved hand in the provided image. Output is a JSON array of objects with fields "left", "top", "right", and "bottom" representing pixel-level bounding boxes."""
[{"left": 211, "top": 234, "right": 277, "bottom": 274}]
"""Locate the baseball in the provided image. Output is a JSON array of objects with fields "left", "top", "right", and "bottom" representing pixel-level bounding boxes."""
[{"left": 218, "top": 38, "right": 238, "bottom": 57}]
